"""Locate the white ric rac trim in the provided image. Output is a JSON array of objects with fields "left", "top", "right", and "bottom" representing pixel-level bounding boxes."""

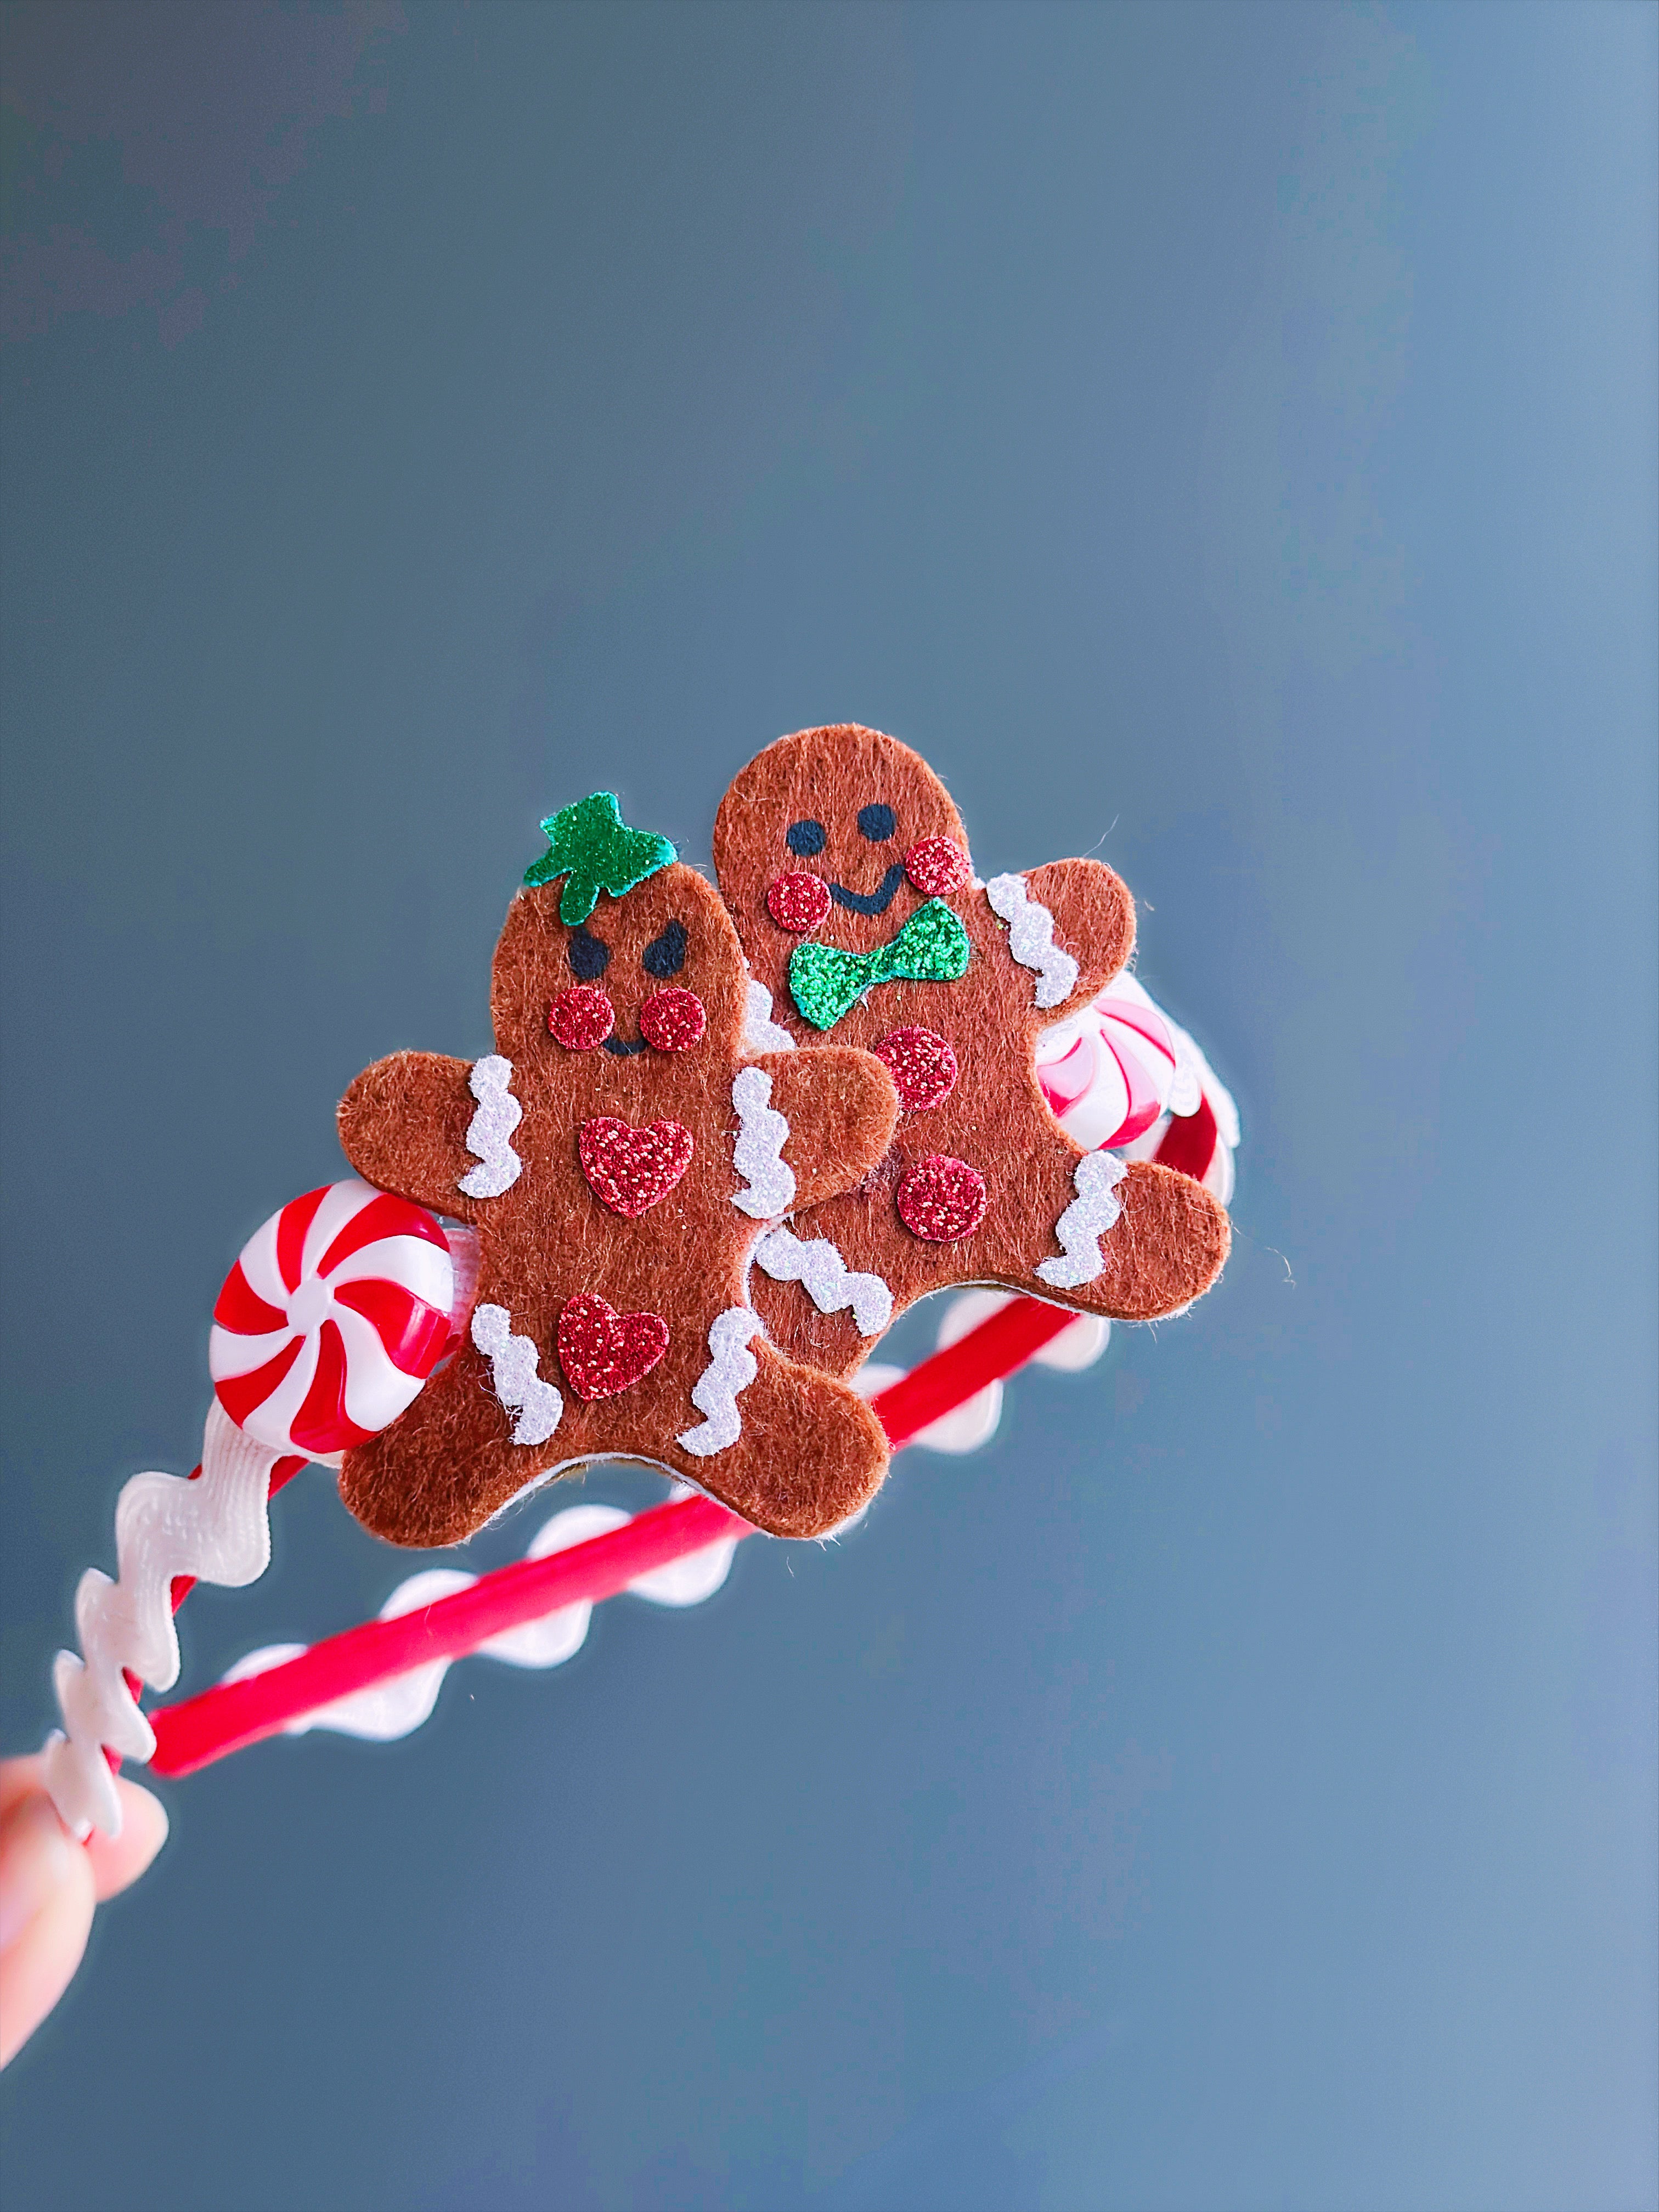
[
  {"left": 730, "top": 1065, "right": 796, "bottom": 1220},
  {"left": 676, "top": 1307, "right": 762, "bottom": 1457},
  {"left": 1036, "top": 1150, "right": 1127, "bottom": 1289},
  {"left": 754, "top": 1224, "right": 893, "bottom": 1338},
  {"left": 218, "top": 1498, "right": 741, "bottom": 1743},
  {"left": 458, "top": 1054, "right": 523, "bottom": 1199},
  {"left": 43, "top": 1402, "right": 283, "bottom": 1838},
  {"left": 471, "top": 1302, "right": 563, "bottom": 1445},
  {"left": 985, "top": 873, "right": 1079, "bottom": 1009}
]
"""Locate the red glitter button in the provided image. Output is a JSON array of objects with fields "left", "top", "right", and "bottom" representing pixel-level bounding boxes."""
[
  {"left": 873, "top": 1025, "right": 959, "bottom": 1113},
  {"left": 548, "top": 985, "right": 615, "bottom": 1050},
  {"left": 578, "top": 1116, "right": 694, "bottom": 1218},
  {"left": 639, "top": 988, "right": 707, "bottom": 1053},
  {"left": 896, "top": 1154, "right": 987, "bottom": 1242},
  {"left": 766, "top": 872, "right": 833, "bottom": 933},
  {"left": 904, "top": 837, "right": 970, "bottom": 897},
  {"left": 556, "top": 1293, "right": 670, "bottom": 1401}
]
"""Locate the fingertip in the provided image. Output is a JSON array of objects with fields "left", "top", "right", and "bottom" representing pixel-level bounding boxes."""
[
  {"left": 0, "top": 1793, "right": 95, "bottom": 2069},
  {"left": 87, "top": 1781, "right": 169, "bottom": 1901}
]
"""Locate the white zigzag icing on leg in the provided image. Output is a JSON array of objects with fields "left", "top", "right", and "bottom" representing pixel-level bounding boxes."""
[
  {"left": 730, "top": 1065, "right": 795, "bottom": 1220},
  {"left": 985, "top": 873, "right": 1080, "bottom": 1009},
  {"left": 42, "top": 1402, "right": 281, "bottom": 1838},
  {"left": 471, "top": 1302, "right": 563, "bottom": 1444},
  {"left": 1036, "top": 1150, "right": 1127, "bottom": 1289},
  {"left": 754, "top": 1225, "right": 892, "bottom": 1338},
  {"left": 458, "top": 1054, "right": 523, "bottom": 1199},
  {"left": 677, "top": 1307, "right": 761, "bottom": 1457}
]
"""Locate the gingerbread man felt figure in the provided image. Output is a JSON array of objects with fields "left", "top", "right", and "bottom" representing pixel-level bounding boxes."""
[
  {"left": 712, "top": 725, "right": 1231, "bottom": 1378},
  {"left": 334, "top": 793, "right": 900, "bottom": 1547}
]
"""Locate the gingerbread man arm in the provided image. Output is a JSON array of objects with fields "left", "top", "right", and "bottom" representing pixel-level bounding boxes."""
[
  {"left": 337, "top": 1051, "right": 487, "bottom": 1221},
  {"left": 747, "top": 1048, "right": 898, "bottom": 1211},
  {"left": 1017, "top": 858, "right": 1136, "bottom": 1023}
]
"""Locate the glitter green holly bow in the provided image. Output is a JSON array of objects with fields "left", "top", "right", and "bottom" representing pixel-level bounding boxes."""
[
  {"left": 524, "top": 792, "right": 676, "bottom": 926},
  {"left": 788, "top": 898, "right": 971, "bottom": 1030}
]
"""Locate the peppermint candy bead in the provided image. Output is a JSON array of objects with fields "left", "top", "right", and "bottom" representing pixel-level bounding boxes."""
[
  {"left": 210, "top": 1179, "right": 457, "bottom": 1458},
  {"left": 1035, "top": 972, "right": 1178, "bottom": 1150}
]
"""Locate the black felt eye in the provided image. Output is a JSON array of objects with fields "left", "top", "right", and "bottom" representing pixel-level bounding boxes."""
[
  {"left": 568, "top": 927, "right": 610, "bottom": 980},
  {"left": 787, "top": 818, "right": 827, "bottom": 857},
  {"left": 857, "top": 803, "right": 897, "bottom": 842},
  {"left": 642, "top": 918, "right": 688, "bottom": 979}
]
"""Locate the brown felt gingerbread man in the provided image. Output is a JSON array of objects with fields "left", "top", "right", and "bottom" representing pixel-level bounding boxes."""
[
  {"left": 335, "top": 793, "right": 899, "bottom": 1547},
  {"left": 712, "top": 725, "right": 1231, "bottom": 1378}
]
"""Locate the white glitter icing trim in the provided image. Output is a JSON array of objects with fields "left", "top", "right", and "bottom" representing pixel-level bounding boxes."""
[
  {"left": 742, "top": 975, "right": 795, "bottom": 1054},
  {"left": 219, "top": 1498, "right": 741, "bottom": 1743},
  {"left": 730, "top": 1065, "right": 795, "bottom": 1220},
  {"left": 1036, "top": 1150, "right": 1128, "bottom": 1289},
  {"left": 985, "top": 873, "right": 1079, "bottom": 1009},
  {"left": 458, "top": 1053, "right": 523, "bottom": 1199},
  {"left": 471, "top": 1301, "right": 563, "bottom": 1446},
  {"left": 677, "top": 1306, "right": 761, "bottom": 1457},
  {"left": 42, "top": 1402, "right": 283, "bottom": 1838},
  {"left": 754, "top": 1224, "right": 892, "bottom": 1338}
]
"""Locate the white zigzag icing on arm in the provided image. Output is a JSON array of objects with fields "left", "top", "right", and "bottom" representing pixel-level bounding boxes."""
[
  {"left": 42, "top": 1402, "right": 281, "bottom": 1838},
  {"left": 677, "top": 1307, "right": 761, "bottom": 1457},
  {"left": 754, "top": 1224, "right": 892, "bottom": 1338},
  {"left": 730, "top": 1065, "right": 795, "bottom": 1220},
  {"left": 985, "top": 873, "right": 1080, "bottom": 1009},
  {"left": 471, "top": 1302, "right": 563, "bottom": 1445},
  {"left": 1036, "top": 1150, "right": 1127, "bottom": 1289},
  {"left": 459, "top": 1054, "right": 523, "bottom": 1199},
  {"left": 742, "top": 975, "right": 795, "bottom": 1053}
]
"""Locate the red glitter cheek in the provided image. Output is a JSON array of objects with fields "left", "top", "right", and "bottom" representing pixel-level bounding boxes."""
[
  {"left": 766, "top": 872, "right": 832, "bottom": 933},
  {"left": 548, "top": 985, "right": 616, "bottom": 1049},
  {"left": 639, "top": 988, "right": 707, "bottom": 1052},
  {"left": 904, "top": 837, "right": 971, "bottom": 897}
]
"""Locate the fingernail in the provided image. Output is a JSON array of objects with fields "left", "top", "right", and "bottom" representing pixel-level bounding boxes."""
[{"left": 0, "top": 1795, "right": 78, "bottom": 1954}]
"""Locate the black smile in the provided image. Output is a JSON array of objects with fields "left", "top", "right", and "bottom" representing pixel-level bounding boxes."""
[
  {"left": 602, "top": 1034, "right": 649, "bottom": 1057},
  {"left": 828, "top": 864, "right": 907, "bottom": 917}
]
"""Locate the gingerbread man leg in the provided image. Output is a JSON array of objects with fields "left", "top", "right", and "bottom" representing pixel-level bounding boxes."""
[
  {"left": 675, "top": 1339, "right": 888, "bottom": 1540},
  {"left": 340, "top": 1339, "right": 562, "bottom": 1549}
]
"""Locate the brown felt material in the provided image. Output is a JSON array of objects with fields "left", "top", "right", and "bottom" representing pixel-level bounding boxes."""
[
  {"left": 712, "top": 725, "right": 1231, "bottom": 1377},
  {"left": 336, "top": 861, "right": 897, "bottom": 1547}
]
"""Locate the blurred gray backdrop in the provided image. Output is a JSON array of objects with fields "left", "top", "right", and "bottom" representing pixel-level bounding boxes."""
[{"left": 2, "top": 5, "right": 1654, "bottom": 2208}]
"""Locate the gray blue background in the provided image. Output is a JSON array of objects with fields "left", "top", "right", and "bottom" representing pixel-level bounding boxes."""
[{"left": 2, "top": 5, "right": 1654, "bottom": 2207}]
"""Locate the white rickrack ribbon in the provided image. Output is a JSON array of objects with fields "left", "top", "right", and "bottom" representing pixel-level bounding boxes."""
[
  {"left": 218, "top": 1498, "right": 740, "bottom": 1745},
  {"left": 42, "top": 1402, "right": 285, "bottom": 1838}
]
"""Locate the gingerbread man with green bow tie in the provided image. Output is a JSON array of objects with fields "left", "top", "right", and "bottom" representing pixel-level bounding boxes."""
[{"left": 713, "top": 724, "right": 1231, "bottom": 1379}]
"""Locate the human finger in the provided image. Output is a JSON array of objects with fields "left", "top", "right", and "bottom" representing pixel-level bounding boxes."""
[{"left": 0, "top": 1791, "right": 96, "bottom": 2069}]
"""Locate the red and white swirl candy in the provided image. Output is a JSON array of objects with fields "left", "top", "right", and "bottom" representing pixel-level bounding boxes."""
[
  {"left": 1035, "top": 973, "right": 1178, "bottom": 1150},
  {"left": 210, "top": 1179, "right": 460, "bottom": 1458}
]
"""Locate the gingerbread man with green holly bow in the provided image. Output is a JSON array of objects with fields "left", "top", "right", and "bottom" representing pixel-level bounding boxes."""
[{"left": 712, "top": 725, "right": 1231, "bottom": 1379}]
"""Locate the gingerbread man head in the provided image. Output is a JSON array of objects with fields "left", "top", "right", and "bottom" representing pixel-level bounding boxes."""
[
  {"left": 336, "top": 793, "right": 899, "bottom": 1546},
  {"left": 713, "top": 727, "right": 1231, "bottom": 1377}
]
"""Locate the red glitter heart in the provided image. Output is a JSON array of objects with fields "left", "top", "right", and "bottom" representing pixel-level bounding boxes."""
[
  {"left": 896, "top": 1153, "right": 987, "bottom": 1243},
  {"left": 873, "top": 1025, "right": 959, "bottom": 1113},
  {"left": 766, "top": 871, "right": 833, "bottom": 933},
  {"left": 578, "top": 1116, "right": 694, "bottom": 1218},
  {"left": 556, "top": 1293, "right": 670, "bottom": 1401}
]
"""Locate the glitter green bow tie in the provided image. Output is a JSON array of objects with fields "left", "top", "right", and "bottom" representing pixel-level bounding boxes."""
[{"left": 788, "top": 898, "right": 971, "bottom": 1031}]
